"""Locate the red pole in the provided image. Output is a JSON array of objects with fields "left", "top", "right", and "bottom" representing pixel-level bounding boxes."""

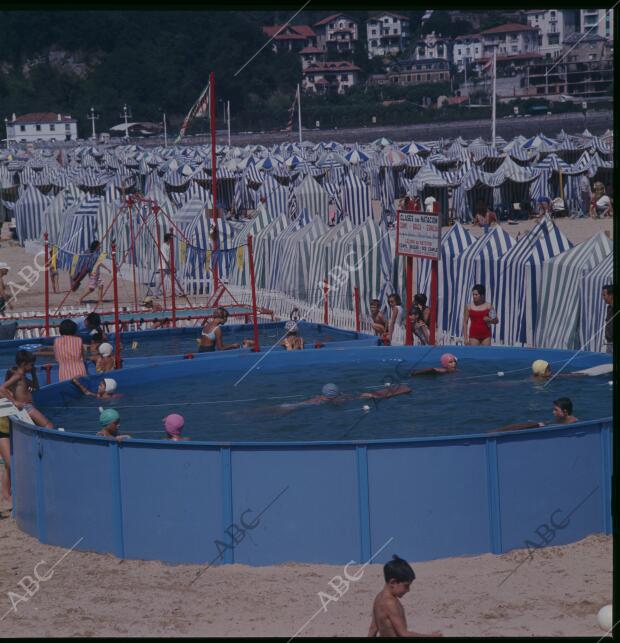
[
  {"left": 430, "top": 260, "right": 438, "bottom": 345},
  {"left": 209, "top": 71, "right": 220, "bottom": 291},
  {"left": 153, "top": 204, "right": 167, "bottom": 310},
  {"left": 111, "top": 242, "right": 122, "bottom": 369},
  {"left": 247, "top": 235, "right": 260, "bottom": 352},
  {"left": 43, "top": 232, "right": 50, "bottom": 337},
  {"left": 128, "top": 198, "right": 139, "bottom": 311},
  {"left": 354, "top": 286, "right": 361, "bottom": 332},
  {"left": 323, "top": 278, "right": 329, "bottom": 325},
  {"left": 405, "top": 256, "right": 413, "bottom": 345},
  {"left": 169, "top": 229, "right": 177, "bottom": 328}
]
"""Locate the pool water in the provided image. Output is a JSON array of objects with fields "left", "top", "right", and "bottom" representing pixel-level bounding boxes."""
[{"left": 39, "top": 356, "right": 613, "bottom": 442}]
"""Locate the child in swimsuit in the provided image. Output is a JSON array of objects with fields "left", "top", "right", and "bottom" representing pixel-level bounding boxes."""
[
  {"left": 410, "top": 353, "right": 458, "bottom": 376},
  {"left": 95, "top": 343, "right": 115, "bottom": 372},
  {"left": 72, "top": 377, "right": 120, "bottom": 399},
  {"left": 197, "top": 307, "right": 240, "bottom": 352},
  {"left": 0, "top": 350, "right": 53, "bottom": 428},
  {"left": 370, "top": 299, "right": 388, "bottom": 337},
  {"left": 97, "top": 408, "right": 130, "bottom": 440},
  {"left": 281, "top": 321, "right": 304, "bottom": 350},
  {"left": 463, "top": 284, "right": 498, "bottom": 346}
]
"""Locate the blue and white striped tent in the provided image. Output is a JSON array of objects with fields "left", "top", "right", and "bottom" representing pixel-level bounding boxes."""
[
  {"left": 444, "top": 226, "right": 517, "bottom": 340},
  {"left": 340, "top": 174, "right": 372, "bottom": 225},
  {"left": 252, "top": 213, "right": 293, "bottom": 289},
  {"left": 415, "top": 223, "right": 476, "bottom": 334},
  {"left": 56, "top": 196, "right": 100, "bottom": 274},
  {"left": 579, "top": 252, "right": 614, "bottom": 353},
  {"left": 535, "top": 231, "right": 612, "bottom": 350},
  {"left": 295, "top": 174, "right": 329, "bottom": 220},
  {"left": 13, "top": 185, "right": 50, "bottom": 243},
  {"left": 492, "top": 215, "right": 572, "bottom": 346}
]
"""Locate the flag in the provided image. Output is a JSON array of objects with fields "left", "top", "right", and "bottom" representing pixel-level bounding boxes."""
[
  {"left": 284, "top": 86, "right": 299, "bottom": 132},
  {"left": 176, "top": 81, "right": 210, "bottom": 144},
  {"left": 288, "top": 183, "right": 299, "bottom": 220}
]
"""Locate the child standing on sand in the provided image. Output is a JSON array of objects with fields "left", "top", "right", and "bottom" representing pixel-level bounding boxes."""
[{"left": 368, "top": 555, "right": 441, "bottom": 637}]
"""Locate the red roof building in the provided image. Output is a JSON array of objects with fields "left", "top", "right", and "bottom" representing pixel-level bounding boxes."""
[
  {"left": 6, "top": 113, "right": 78, "bottom": 143},
  {"left": 302, "top": 60, "right": 360, "bottom": 95},
  {"left": 313, "top": 13, "right": 359, "bottom": 53},
  {"left": 262, "top": 24, "right": 317, "bottom": 52}
]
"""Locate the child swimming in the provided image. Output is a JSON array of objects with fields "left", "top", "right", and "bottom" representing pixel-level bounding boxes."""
[
  {"left": 488, "top": 397, "right": 578, "bottom": 433},
  {"left": 280, "top": 321, "right": 304, "bottom": 351},
  {"left": 96, "top": 343, "right": 115, "bottom": 372},
  {"left": 410, "top": 353, "right": 458, "bottom": 376},
  {"left": 531, "top": 359, "right": 613, "bottom": 380},
  {"left": 0, "top": 350, "right": 53, "bottom": 428},
  {"left": 96, "top": 408, "right": 130, "bottom": 440},
  {"left": 163, "top": 413, "right": 189, "bottom": 441},
  {"left": 278, "top": 382, "right": 411, "bottom": 410},
  {"left": 368, "top": 555, "right": 441, "bottom": 637},
  {"left": 72, "top": 377, "right": 120, "bottom": 399}
]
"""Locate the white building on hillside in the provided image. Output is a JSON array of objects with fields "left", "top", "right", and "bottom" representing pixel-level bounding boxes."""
[
  {"left": 478, "top": 23, "right": 540, "bottom": 57},
  {"left": 5, "top": 112, "right": 78, "bottom": 143},
  {"left": 452, "top": 36, "right": 484, "bottom": 70},
  {"left": 366, "top": 12, "right": 410, "bottom": 58},
  {"left": 580, "top": 8, "right": 613, "bottom": 40},
  {"left": 526, "top": 9, "right": 578, "bottom": 59}
]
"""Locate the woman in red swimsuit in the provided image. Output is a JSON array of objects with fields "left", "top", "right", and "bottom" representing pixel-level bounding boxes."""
[{"left": 463, "top": 284, "right": 498, "bottom": 346}]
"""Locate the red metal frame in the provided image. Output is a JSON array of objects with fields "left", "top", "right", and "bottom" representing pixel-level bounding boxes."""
[
  {"left": 248, "top": 235, "right": 260, "bottom": 352},
  {"left": 111, "top": 242, "right": 122, "bottom": 369}
]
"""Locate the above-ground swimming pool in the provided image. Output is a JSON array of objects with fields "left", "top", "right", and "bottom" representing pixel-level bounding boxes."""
[{"left": 10, "top": 345, "right": 613, "bottom": 566}]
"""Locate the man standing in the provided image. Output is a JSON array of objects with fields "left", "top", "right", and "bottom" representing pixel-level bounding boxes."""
[
  {"left": 577, "top": 173, "right": 591, "bottom": 218},
  {"left": 602, "top": 284, "right": 613, "bottom": 354}
]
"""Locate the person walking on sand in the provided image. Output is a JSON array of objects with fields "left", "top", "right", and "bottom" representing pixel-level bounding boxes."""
[
  {"left": 78, "top": 241, "right": 110, "bottom": 305},
  {"left": 368, "top": 555, "right": 441, "bottom": 637}
]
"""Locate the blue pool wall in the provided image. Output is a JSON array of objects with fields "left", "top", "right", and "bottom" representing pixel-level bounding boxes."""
[
  {"left": 0, "top": 322, "right": 378, "bottom": 383},
  {"left": 10, "top": 345, "right": 613, "bottom": 566}
]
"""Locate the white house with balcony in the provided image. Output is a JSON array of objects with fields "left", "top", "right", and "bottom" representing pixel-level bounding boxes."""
[
  {"left": 453, "top": 35, "right": 485, "bottom": 70},
  {"left": 5, "top": 112, "right": 78, "bottom": 143},
  {"left": 366, "top": 12, "right": 410, "bottom": 58},
  {"left": 526, "top": 9, "right": 578, "bottom": 59},
  {"left": 302, "top": 61, "right": 360, "bottom": 94},
  {"left": 313, "top": 13, "right": 359, "bottom": 54},
  {"left": 580, "top": 8, "right": 613, "bottom": 40},
  {"left": 477, "top": 23, "right": 540, "bottom": 58},
  {"left": 412, "top": 31, "right": 451, "bottom": 62}
]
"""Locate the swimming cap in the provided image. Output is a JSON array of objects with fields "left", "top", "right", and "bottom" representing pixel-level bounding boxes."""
[
  {"left": 99, "top": 408, "right": 120, "bottom": 427},
  {"left": 164, "top": 413, "right": 185, "bottom": 436},
  {"left": 99, "top": 342, "right": 113, "bottom": 357},
  {"left": 322, "top": 383, "right": 340, "bottom": 399},
  {"left": 532, "top": 359, "right": 550, "bottom": 376},
  {"left": 284, "top": 320, "right": 298, "bottom": 334},
  {"left": 440, "top": 353, "right": 458, "bottom": 368},
  {"left": 103, "top": 378, "right": 117, "bottom": 393}
]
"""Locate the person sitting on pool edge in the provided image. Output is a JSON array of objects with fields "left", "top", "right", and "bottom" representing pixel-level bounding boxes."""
[
  {"left": 488, "top": 397, "right": 578, "bottom": 433},
  {"left": 280, "top": 321, "right": 304, "bottom": 350},
  {"left": 197, "top": 307, "right": 240, "bottom": 352},
  {"left": 72, "top": 377, "right": 120, "bottom": 399},
  {"left": 410, "top": 353, "right": 458, "bottom": 376},
  {"left": 97, "top": 408, "right": 130, "bottom": 440},
  {"left": 369, "top": 299, "right": 388, "bottom": 337},
  {"left": 163, "top": 413, "right": 189, "bottom": 441}
]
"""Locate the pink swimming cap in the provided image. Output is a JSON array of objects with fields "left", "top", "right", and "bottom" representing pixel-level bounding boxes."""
[
  {"left": 164, "top": 413, "right": 185, "bottom": 436},
  {"left": 440, "top": 353, "right": 458, "bottom": 368}
]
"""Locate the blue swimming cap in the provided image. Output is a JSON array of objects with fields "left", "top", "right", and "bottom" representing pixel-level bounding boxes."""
[
  {"left": 99, "top": 408, "right": 120, "bottom": 427},
  {"left": 322, "top": 383, "right": 339, "bottom": 399}
]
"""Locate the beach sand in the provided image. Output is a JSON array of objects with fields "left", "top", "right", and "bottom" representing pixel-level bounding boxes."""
[{"left": 0, "top": 496, "right": 612, "bottom": 637}]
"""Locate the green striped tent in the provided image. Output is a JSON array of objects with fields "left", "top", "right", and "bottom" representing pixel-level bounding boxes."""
[
  {"left": 535, "top": 231, "right": 612, "bottom": 349},
  {"left": 251, "top": 213, "right": 291, "bottom": 289},
  {"left": 295, "top": 174, "right": 329, "bottom": 219}
]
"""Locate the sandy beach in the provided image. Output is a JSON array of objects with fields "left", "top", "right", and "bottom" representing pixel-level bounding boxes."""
[{"left": 0, "top": 500, "right": 612, "bottom": 637}]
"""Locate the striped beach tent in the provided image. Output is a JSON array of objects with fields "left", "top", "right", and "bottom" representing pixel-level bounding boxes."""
[
  {"left": 414, "top": 223, "right": 476, "bottom": 334},
  {"left": 295, "top": 174, "right": 330, "bottom": 220},
  {"left": 56, "top": 196, "right": 100, "bottom": 274},
  {"left": 443, "top": 226, "right": 517, "bottom": 339},
  {"left": 340, "top": 174, "right": 372, "bottom": 225},
  {"left": 492, "top": 215, "right": 573, "bottom": 346},
  {"left": 252, "top": 213, "right": 292, "bottom": 289},
  {"left": 13, "top": 185, "right": 51, "bottom": 243},
  {"left": 579, "top": 252, "right": 613, "bottom": 353},
  {"left": 535, "top": 231, "right": 612, "bottom": 349}
]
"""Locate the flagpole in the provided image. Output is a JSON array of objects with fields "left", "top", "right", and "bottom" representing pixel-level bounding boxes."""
[
  {"left": 491, "top": 48, "right": 497, "bottom": 148},
  {"left": 209, "top": 71, "right": 219, "bottom": 291},
  {"left": 297, "top": 83, "right": 302, "bottom": 145},
  {"left": 227, "top": 100, "right": 231, "bottom": 147}
]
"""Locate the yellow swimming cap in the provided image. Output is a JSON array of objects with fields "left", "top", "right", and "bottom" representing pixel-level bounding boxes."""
[{"left": 532, "top": 359, "right": 550, "bottom": 376}]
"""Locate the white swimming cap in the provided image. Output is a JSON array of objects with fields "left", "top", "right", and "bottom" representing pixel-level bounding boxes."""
[
  {"left": 103, "top": 378, "right": 117, "bottom": 393},
  {"left": 98, "top": 342, "right": 113, "bottom": 357}
]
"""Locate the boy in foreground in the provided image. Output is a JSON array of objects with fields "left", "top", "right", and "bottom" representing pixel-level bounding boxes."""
[{"left": 368, "top": 555, "right": 441, "bottom": 638}]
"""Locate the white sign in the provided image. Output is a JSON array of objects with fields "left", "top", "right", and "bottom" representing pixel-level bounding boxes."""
[{"left": 396, "top": 210, "right": 441, "bottom": 260}]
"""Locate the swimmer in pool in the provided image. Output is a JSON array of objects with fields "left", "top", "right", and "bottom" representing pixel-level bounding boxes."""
[
  {"left": 280, "top": 321, "right": 304, "bottom": 351},
  {"left": 278, "top": 382, "right": 411, "bottom": 410},
  {"left": 96, "top": 343, "right": 115, "bottom": 372},
  {"left": 410, "top": 353, "right": 458, "bottom": 376},
  {"left": 163, "top": 413, "right": 189, "bottom": 441},
  {"left": 97, "top": 408, "right": 130, "bottom": 440},
  {"left": 488, "top": 397, "right": 578, "bottom": 433},
  {"left": 531, "top": 359, "right": 612, "bottom": 380},
  {"left": 71, "top": 377, "right": 121, "bottom": 399},
  {"left": 197, "top": 307, "right": 240, "bottom": 352}
]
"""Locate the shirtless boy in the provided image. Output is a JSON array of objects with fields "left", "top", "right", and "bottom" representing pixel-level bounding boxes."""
[
  {"left": 0, "top": 350, "right": 53, "bottom": 428},
  {"left": 368, "top": 555, "right": 441, "bottom": 637}
]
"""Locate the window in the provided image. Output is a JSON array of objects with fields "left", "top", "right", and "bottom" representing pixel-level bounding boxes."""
[
  {"left": 341, "top": 74, "right": 348, "bottom": 80},
  {"left": 466, "top": 47, "right": 471, "bottom": 55},
  {"left": 65, "top": 124, "right": 71, "bottom": 131},
  {"left": 417, "top": 74, "right": 421, "bottom": 81},
  {"left": 393, "top": 28, "right": 398, "bottom": 34},
  {"left": 407, "top": 74, "right": 411, "bottom": 81},
  {"left": 49, "top": 123, "right": 55, "bottom": 131},
  {"left": 550, "top": 10, "right": 556, "bottom": 17},
  {"left": 36, "top": 124, "right": 41, "bottom": 131},
  {"left": 349, "top": 22, "right": 353, "bottom": 28},
  {"left": 20, "top": 125, "right": 25, "bottom": 132},
  {"left": 548, "top": 33, "right": 560, "bottom": 45},
  {"left": 426, "top": 73, "right": 431, "bottom": 80},
  {"left": 512, "top": 45, "right": 518, "bottom": 52}
]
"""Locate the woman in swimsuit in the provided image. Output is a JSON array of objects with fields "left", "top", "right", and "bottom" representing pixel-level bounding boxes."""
[
  {"left": 463, "top": 284, "right": 498, "bottom": 346},
  {"left": 197, "top": 307, "right": 240, "bottom": 352}
]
